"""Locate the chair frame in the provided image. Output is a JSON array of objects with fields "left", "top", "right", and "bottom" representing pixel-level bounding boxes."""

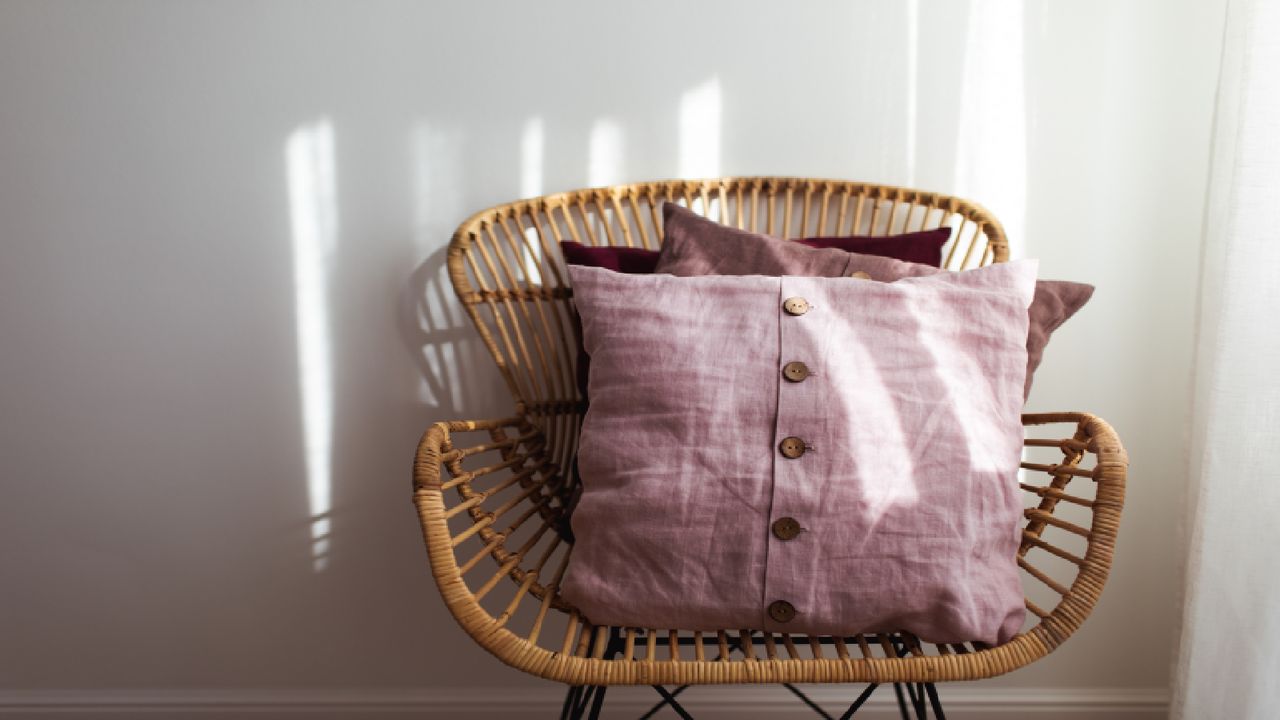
[{"left": 412, "top": 177, "right": 1128, "bottom": 716}]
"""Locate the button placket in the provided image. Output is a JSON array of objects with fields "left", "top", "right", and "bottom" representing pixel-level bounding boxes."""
[{"left": 764, "top": 279, "right": 828, "bottom": 630}]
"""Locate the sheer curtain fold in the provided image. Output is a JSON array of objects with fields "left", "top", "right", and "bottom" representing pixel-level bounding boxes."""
[{"left": 1174, "top": 0, "right": 1280, "bottom": 717}]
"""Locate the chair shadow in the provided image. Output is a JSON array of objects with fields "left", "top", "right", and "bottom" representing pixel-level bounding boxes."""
[{"left": 398, "top": 243, "right": 511, "bottom": 425}]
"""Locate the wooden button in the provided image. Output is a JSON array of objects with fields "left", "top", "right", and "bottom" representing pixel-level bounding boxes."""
[
  {"left": 782, "top": 361, "right": 810, "bottom": 382},
  {"left": 768, "top": 600, "right": 796, "bottom": 623},
  {"left": 782, "top": 297, "right": 810, "bottom": 316},
  {"left": 848, "top": 270, "right": 872, "bottom": 279},
  {"left": 778, "top": 437, "right": 806, "bottom": 459},
  {"left": 772, "top": 517, "right": 801, "bottom": 541}
]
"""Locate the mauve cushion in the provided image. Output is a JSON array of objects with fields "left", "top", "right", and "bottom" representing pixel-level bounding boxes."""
[
  {"left": 561, "top": 261, "right": 1035, "bottom": 643},
  {"left": 656, "top": 203, "right": 1094, "bottom": 399}
]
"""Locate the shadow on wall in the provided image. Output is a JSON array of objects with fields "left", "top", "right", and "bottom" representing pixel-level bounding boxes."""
[
  {"left": 394, "top": 64, "right": 726, "bottom": 428},
  {"left": 399, "top": 244, "right": 510, "bottom": 424}
]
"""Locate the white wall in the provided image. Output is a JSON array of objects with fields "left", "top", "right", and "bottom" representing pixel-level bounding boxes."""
[{"left": 0, "top": 0, "right": 1223, "bottom": 715}]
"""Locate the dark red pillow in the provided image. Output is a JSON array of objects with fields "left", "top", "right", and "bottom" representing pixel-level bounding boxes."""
[
  {"left": 559, "top": 241, "right": 661, "bottom": 274},
  {"left": 560, "top": 227, "right": 949, "bottom": 276}
]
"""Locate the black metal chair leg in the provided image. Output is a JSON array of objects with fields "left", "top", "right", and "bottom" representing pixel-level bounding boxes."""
[
  {"left": 914, "top": 683, "right": 929, "bottom": 719},
  {"left": 783, "top": 683, "right": 835, "bottom": 719},
  {"left": 585, "top": 685, "right": 607, "bottom": 720},
  {"left": 574, "top": 686, "right": 598, "bottom": 720},
  {"left": 838, "top": 684, "right": 879, "bottom": 720},
  {"left": 639, "top": 684, "right": 689, "bottom": 719},
  {"left": 560, "top": 678, "right": 944, "bottom": 719},
  {"left": 924, "top": 683, "right": 946, "bottom": 720},
  {"left": 561, "top": 685, "right": 604, "bottom": 720},
  {"left": 560, "top": 685, "right": 582, "bottom": 720},
  {"left": 652, "top": 685, "right": 696, "bottom": 720},
  {"left": 893, "top": 683, "right": 912, "bottom": 719}
]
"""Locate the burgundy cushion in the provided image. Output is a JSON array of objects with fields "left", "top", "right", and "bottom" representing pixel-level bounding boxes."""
[
  {"left": 559, "top": 227, "right": 948, "bottom": 276},
  {"left": 560, "top": 240, "right": 660, "bottom": 274}
]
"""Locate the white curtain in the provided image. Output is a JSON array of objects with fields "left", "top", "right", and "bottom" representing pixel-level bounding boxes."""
[{"left": 1174, "top": 0, "right": 1280, "bottom": 717}]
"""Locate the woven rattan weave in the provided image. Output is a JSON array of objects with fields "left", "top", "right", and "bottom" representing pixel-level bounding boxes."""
[{"left": 412, "top": 177, "right": 1127, "bottom": 688}]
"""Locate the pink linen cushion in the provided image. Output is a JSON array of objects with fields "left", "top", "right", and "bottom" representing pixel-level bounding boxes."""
[
  {"left": 561, "top": 261, "right": 1036, "bottom": 644},
  {"left": 656, "top": 203, "right": 1094, "bottom": 399}
]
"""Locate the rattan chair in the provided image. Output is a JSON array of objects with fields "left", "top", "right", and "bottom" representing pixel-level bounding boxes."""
[{"left": 412, "top": 178, "right": 1128, "bottom": 719}]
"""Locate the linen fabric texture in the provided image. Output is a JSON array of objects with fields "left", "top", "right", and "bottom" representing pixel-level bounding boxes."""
[
  {"left": 657, "top": 203, "right": 1094, "bottom": 399},
  {"left": 561, "top": 261, "right": 1036, "bottom": 644}
]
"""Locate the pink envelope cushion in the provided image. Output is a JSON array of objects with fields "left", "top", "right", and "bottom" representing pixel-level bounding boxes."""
[
  {"left": 656, "top": 203, "right": 1094, "bottom": 399},
  {"left": 561, "top": 261, "right": 1036, "bottom": 644}
]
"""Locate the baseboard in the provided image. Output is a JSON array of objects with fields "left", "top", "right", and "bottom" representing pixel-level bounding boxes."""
[{"left": 0, "top": 685, "right": 1169, "bottom": 719}]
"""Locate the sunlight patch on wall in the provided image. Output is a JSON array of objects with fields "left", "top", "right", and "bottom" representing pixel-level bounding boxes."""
[
  {"left": 588, "top": 118, "right": 624, "bottom": 188},
  {"left": 679, "top": 77, "right": 722, "bottom": 180},
  {"left": 587, "top": 118, "right": 625, "bottom": 244},
  {"left": 521, "top": 117, "right": 544, "bottom": 198},
  {"left": 904, "top": 0, "right": 920, "bottom": 186},
  {"left": 521, "top": 117, "right": 545, "bottom": 285},
  {"left": 409, "top": 122, "right": 466, "bottom": 257},
  {"left": 286, "top": 118, "right": 338, "bottom": 572},
  {"left": 954, "top": 0, "right": 1027, "bottom": 254}
]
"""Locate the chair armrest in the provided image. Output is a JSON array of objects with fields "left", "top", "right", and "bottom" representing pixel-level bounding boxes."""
[
  {"left": 409, "top": 410, "right": 1130, "bottom": 686},
  {"left": 1018, "top": 411, "right": 1128, "bottom": 645},
  {"left": 413, "top": 415, "right": 530, "bottom": 491},
  {"left": 413, "top": 414, "right": 577, "bottom": 643}
]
